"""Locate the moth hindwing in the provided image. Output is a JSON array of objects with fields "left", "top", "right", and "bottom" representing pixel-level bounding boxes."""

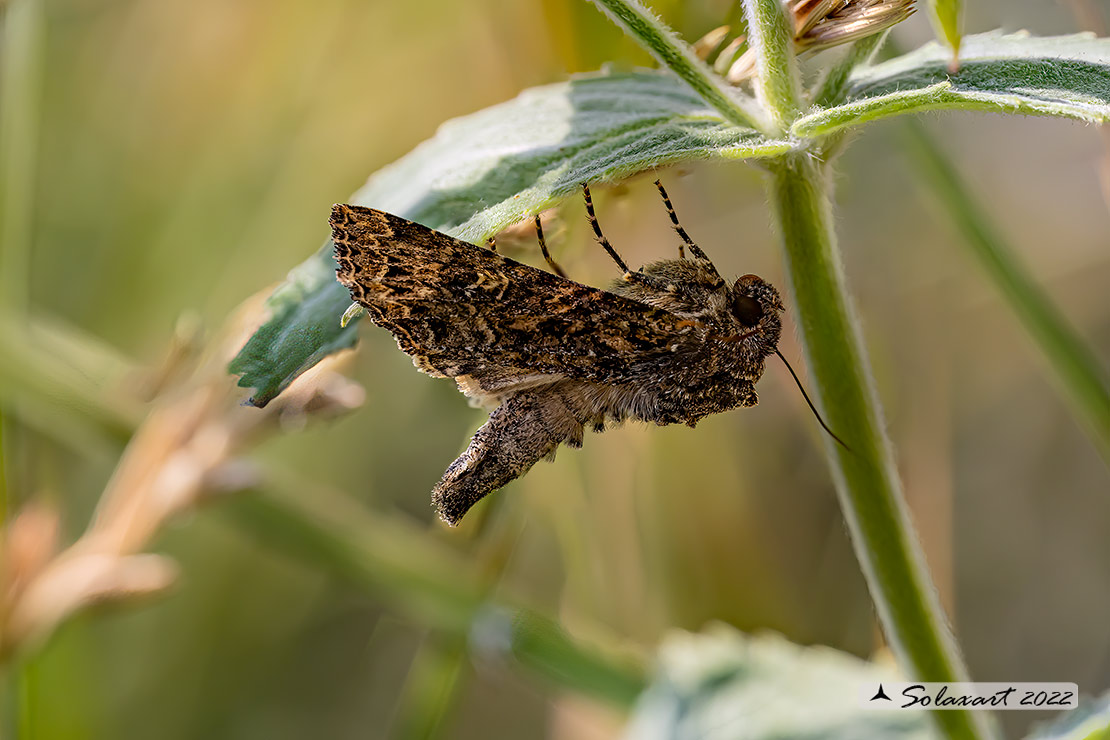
[{"left": 331, "top": 188, "right": 784, "bottom": 526}]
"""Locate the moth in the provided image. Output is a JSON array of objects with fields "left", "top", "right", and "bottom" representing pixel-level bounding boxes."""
[{"left": 331, "top": 181, "right": 840, "bottom": 526}]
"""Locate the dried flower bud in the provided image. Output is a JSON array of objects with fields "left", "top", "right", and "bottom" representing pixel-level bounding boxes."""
[
  {"left": 713, "top": 34, "right": 748, "bottom": 76},
  {"left": 793, "top": 0, "right": 848, "bottom": 38},
  {"left": 794, "top": 0, "right": 917, "bottom": 53},
  {"left": 693, "top": 24, "right": 731, "bottom": 61},
  {"left": 696, "top": 0, "right": 916, "bottom": 84}
]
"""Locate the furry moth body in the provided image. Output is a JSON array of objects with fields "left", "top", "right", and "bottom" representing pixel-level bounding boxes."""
[{"left": 331, "top": 186, "right": 784, "bottom": 525}]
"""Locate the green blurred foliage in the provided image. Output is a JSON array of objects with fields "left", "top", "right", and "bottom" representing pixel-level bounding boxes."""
[{"left": 2, "top": 0, "right": 1109, "bottom": 738}]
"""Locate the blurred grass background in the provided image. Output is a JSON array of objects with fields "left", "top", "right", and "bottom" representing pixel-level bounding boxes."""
[{"left": 1, "top": 0, "right": 1109, "bottom": 738}]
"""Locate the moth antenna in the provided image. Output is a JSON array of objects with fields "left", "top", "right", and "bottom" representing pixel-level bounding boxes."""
[
  {"left": 655, "top": 181, "right": 685, "bottom": 259},
  {"left": 653, "top": 180, "right": 712, "bottom": 263},
  {"left": 775, "top": 349, "right": 850, "bottom": 451},
  {"left": 581, "top": 183, "right": 631, "bottom": 274},
  {"left": 535, "top": 216, "right": 567, "bottom": 278}
]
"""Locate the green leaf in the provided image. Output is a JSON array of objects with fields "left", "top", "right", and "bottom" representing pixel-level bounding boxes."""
[
  {"left": 351, "top": 71, "right": 789, "bottom": 243},
  {"left": 229, "top": 71, "right": 790, "bottom": 405},
  {"left": 228, "top": 247, "right": 360, "bottom": 407},
  {"left": 624, "top": 624, "right": 933, "bottom": 740},
  {"left": 794, "top": 31, "right": 1110, "bottom": 138},
  {"left": 927, "top": 0, "right": 963, "bottom": 70},
  {"left": 813, "top": 30, "right": 890, "bottom": 110}
]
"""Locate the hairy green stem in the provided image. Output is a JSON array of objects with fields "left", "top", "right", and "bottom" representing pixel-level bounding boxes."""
[
  {"left": 588, "top": 0, "right": 769, "bottom": 133},
  {"left": 740, "top": 0, "right": 801, "bottom": 134},
  {"left": 904, "top": 120, "right": 1110, "bottom": 467},
  {"left": 769, "top": 154, "right": 996, "bottom": 740}
]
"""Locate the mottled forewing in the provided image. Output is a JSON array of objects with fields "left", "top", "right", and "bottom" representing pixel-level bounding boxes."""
[{"left": 331, "top": 204, "right": 696, "bottom": 383}]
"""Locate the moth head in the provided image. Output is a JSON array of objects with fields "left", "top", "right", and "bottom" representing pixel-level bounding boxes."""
[
  {"left": 730, "top": 274, "right": 784, "bottom": 330},
  {"left": 728, "top": 275, "right": 846, "bottom": 448}
]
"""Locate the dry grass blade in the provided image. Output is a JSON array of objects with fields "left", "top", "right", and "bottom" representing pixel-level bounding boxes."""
[{"left": 0, "top": 295, "right": 365, "bottom": 662}]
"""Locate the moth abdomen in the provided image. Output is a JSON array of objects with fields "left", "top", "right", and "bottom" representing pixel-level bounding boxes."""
[{"left": 433, "top": 387, "right": 584, "bottom": 525}]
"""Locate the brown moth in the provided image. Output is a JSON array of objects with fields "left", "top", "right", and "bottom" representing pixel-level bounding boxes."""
[{"left": 332, "top": 182, "right": 820, "bottom": 526}]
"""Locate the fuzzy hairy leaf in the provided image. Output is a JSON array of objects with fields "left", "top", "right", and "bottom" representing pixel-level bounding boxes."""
[
  {"left": 623, "top": 625, "right": 931, "bottom": 740},
  {"left": 229, "top": 71, "right": 789, "bottom": 405},
  {"left": 794, "top": 31, "right": 1110, "bottom": 137},
  {"left": 227, "top": 247, "right": 359, "bottom": 406}
]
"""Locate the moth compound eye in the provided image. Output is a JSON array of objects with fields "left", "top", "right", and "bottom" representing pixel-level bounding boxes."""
[{"left": 732, "top": 294, "right": 764, "bottom": 327}]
